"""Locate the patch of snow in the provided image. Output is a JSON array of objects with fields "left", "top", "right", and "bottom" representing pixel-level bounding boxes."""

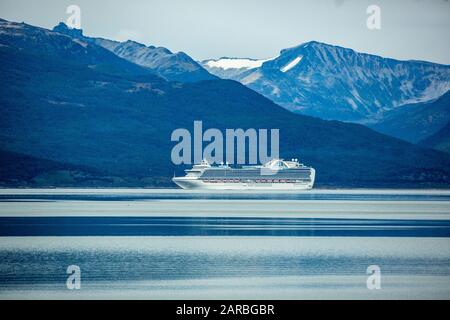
[
  {"left": 73, "top": 38, "right": 88, "bottom": 48},
  {"left": 346, "top": 98, "right": 358, "bottom": 110},
  {"left": 419, "top": 80, "right": 450, "bottom": 101},
  {"left": 205, "top": 55, "right": 279, "bottom": 70},
  {"left": 281, "top": 56, "right": 302, "bottom": 73},
  {"left": 240, "top": 71, "right": 262, "bottom": 85},
  {"left": 47, "top": 100, "right": 85, "bottom": 108},
  {"left": 400, "top": 79, "right": 450, "bottom": 105},
  {"left": 205, "top": 58, "right": 264, "bottom": 70},
  {"left": 351, "top": 89, "right": 372, "bottom": 114},
  {"left": 271, "top": 85, "right": 281, "bottom": 96},
  {"left": 2, "top": 22, "right": 24, "bottom": 30}
]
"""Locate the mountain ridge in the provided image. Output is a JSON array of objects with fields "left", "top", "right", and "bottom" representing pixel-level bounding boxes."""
[
  {"left": 202, "top": 41, "right": 450, "bottom": 123},
  {"left": 53, "top": 22, "right": 216, "bottom": 83}
]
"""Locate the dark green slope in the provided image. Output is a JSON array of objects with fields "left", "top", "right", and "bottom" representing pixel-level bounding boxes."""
[
  {"left": 370, "top": 91, "right": 450, "bottom": 143},
  {"left": 420, "top": 122, "right": 450, "bottom": 154},
  {"left": 0, "top": 149, "right": 98, "bottom": 187}
]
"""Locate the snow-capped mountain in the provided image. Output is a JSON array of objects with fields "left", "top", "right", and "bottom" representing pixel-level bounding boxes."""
[
  {"left": 53, "top": 23, "right": 216, "bottom": 83},
  {"left": 202, "top": 41, "right": 450, "bottom": 122},
  {"left": 201, "top": 57, "right": 277, "bottom": 78}
]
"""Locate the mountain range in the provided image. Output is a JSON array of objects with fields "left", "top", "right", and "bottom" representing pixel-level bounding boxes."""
[
  {"left": 54, "top": 23, "right": 450, "bottom": 144},
  {"left": 202, "top": 42, "right": 450, "bottom": 124},
  {"left": 53, "top": 22, "right": 216, "bottom": 83},
  {"left": 1, "top": 18, "right": 450, "bottom": 188}
]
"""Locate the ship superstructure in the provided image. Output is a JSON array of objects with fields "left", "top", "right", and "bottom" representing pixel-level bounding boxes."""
[{"left": 172, "top": 159, "right": 315, "bottom": 190}]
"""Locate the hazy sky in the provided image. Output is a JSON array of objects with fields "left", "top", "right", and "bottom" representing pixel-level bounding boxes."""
[{"left": 0, "top": 0, "right": 449, "bottom": 64}]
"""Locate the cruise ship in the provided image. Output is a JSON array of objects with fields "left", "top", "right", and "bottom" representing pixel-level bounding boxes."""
[{"left": 172, "top": 159, "right": 315, "bottom": 190}]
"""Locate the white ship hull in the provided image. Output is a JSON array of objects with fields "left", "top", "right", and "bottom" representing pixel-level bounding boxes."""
[{"left": 173, "top": 176, "right": 314, "bottom": 190}]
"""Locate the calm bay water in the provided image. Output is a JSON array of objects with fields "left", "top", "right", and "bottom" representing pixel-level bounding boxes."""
[{"left": 0, "top": 189, "right": 449, "bottom": 299}]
